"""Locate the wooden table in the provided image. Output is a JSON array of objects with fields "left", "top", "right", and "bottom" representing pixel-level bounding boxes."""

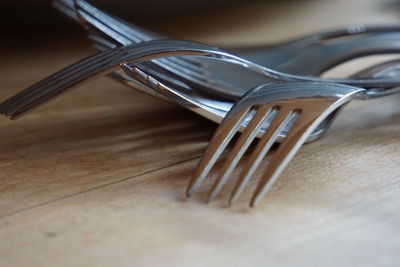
[{"left": 1, "top": 0, "right": 399, "bottom": 266}]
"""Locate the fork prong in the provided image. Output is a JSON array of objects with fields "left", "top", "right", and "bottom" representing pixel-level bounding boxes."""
[
  {"left": 0, "top": 40, "right": 227, "bottom": 119},
  {"left": 0, "top": 48, "right": 120, "bottom": 118},
  {"left": 76, "top": 6, "right": 134, "bottom": 45},
  {"left": 74, "top": 0, "right": 208, "bottom": 79},
  {"left": 186, "top": 108, "right": 252, "bottom": 197},
  {"left": 207, "top": 105, "right": 275, "bottom": 202},
  {"left": 250, "top": 102, "right": 336, "bottom": 207},
  {"left": 78, "top": 3, "right": 210, "bottom": 84},
  {"left": 229, "top": 109, "right": 298, "bottom": 204},
  {"left": 76, "top": 0, "right": 155, "bottom": 42},
  {"left": 0, "top": 30, "right": 123, "bottom": 113},
  {"left": 249, "top": 116, "right": 312, "bottom": 207}
]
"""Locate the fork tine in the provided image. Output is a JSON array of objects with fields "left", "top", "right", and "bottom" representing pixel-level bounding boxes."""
[
  {"left": 1, "top": 40, "right": 216, "bottom": 119},
  {"left": 0, "top": 49, "right": 122, "bottom": 119},
  {"left": 77, "top": 4, "right": 209, "bottom": 83},
  {"left": 0, "top": 33, "right": 122, "bottom": 112},
  {"left": 186, "top": 108, "right": 252, "bottom": 197},
  {"left": 73, "top": 0, "right": 207, "bottom": 76},
  {"left": 250, "top": 100, "right": 337, "bottom": 207},
  {"left": 76, "top": 6, "right": 134, "bottom": 45},
  {"left": 0, "top": 48, "right": 119, "bottom": 117},
  {"left": 75, "top": 0, "right": 203, "bottom": 71},
  {"left": 229, "top": 108, "right": 298, "bottom": 204},
  {"left": 76, "top": 0, "right": 154, "bottom": 42},
  {"left": 207, "top": 105, "right": 276, "bottom": 201},
  {"left": 249, "top": 117, "right": 313, "bottom": 207}
]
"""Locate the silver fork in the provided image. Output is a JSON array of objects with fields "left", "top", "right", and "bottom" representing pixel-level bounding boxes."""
[
  {"left": 187, "top": 82, "right": 365, "bottom": 207},
  {"left": 1, "top": 36, "right": 399, "bottom": 120},
  {"left": 55, "top": 0, "right": 400, "bottom": 98},
  {"left": 2, "top": 37, "right": 400, "bottom": 147},
  {"left": 0, "top": 40, "right": 226, "bottom": 119},
  {"left": 56, "top": 0, "right": 400, "bottom": 76},
  {"left": 3, "top": 0, "right": 400, "bottom": 119},
  {"left": 6, "top": 0, "right": 400, "bottom": 117}
]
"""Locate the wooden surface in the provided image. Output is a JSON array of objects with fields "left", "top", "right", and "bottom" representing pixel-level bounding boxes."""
[{"left": 1, "top": 0, "right": 400, "bottom": 266}]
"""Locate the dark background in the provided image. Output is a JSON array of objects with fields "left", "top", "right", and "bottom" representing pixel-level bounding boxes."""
[
  {"left": 0, "top": 0, "right": 245, "bottom": 31},
  {"left": 2, "top": 0, "right": 399, "bottom": 50},
  {"left": 0, "top": 0, "right": 253, "bottom": 48}
]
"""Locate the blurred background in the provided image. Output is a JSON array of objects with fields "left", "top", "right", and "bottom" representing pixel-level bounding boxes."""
[
  {"left": 1, "top": 0, "right": 400, "bottom": 49},
  {"left": 1, "top": 0, "right": 245, "bottom": 35},
  {"left": 0, "top": 0, "right": 400, "bottom": 36}
]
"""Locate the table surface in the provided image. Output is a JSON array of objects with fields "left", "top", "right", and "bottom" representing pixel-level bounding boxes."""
[{"left": 1, "top": 0, "right": 400, "bottom": 266}]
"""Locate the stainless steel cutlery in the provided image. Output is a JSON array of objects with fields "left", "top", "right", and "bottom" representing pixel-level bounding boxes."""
[{"left": 1, "top": 0, "right": 399, "bottom": 207}]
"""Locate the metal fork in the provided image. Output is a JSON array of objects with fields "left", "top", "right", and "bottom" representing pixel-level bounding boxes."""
[
  {"left": 2, "top": 37, "right": 399, "bottom": 121},
  {"left": 55, "top": 0, "right": 400, "bottom": 76},
  {"left": 55, "top": 0, "right": 400, "bottom": 98},
  {"left": 0, "top": 40, "right": 224, "bottom": 119},
  {"left": 3, "top": 0, "right": 400, "bottom": 119},
  {"left": 187, "top": 82, "right": 365, "bottom": 206}
]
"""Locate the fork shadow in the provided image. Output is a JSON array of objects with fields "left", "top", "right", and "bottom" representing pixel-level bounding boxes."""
[
  {"left": 63, "top": 107, "right": 216, "bottom": 155},
  {"left": 1, "top": 104, "right": 216, "bottom": 158},
  {"left": 0, "top": 97, "right": 219, "bottom": 215}
]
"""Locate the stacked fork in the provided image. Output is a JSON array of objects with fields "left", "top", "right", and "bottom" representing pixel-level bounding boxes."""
[{"left": 1, "top": 0, "right": 399, "bottom": 207}]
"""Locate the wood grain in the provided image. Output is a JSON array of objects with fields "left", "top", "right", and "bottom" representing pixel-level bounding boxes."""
[{"left": 0, "top": 0, "right": 400, "bottom": 266}]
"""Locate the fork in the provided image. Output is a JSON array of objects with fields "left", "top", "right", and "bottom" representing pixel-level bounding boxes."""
[
  {"left": 5, "top": 0, "right": 400, "bottom": 117},
  {"left": 4, "top": 0, "right": 399, "bottom": 120},
  {"left": 2, "top": 36, "right": 399, "bottom": 120},
  {"left": 55, "top": 0, "right": 400, "bottom": 98},
  {"left": 2, "top": 36, "right": 400, "bottom": 147},
  {"left": 186, "top": 82, "right": 365, "bottom": 206},
  {"left": 56, "top": 0, "right": 400, "bottom": 75},
  {"left": 0, "top": 40, "right": 222, "bottom": 119}
]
